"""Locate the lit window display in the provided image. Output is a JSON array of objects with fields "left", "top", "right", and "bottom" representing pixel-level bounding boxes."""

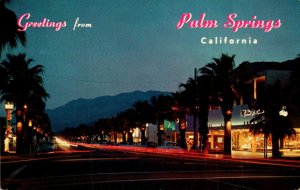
[
  {"left": 232, "top": 130, "right": 272, "bottom": 152},
  {"left": 208, "top": 130, "right": 224, "bottom": 150},
  {"left": 283, "top": 129, "right": 300, "bottom": 150}
]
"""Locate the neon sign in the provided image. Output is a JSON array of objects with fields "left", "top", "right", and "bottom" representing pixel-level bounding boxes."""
[{"left": 240, "top": 109, "right": 265, "bottom": 117}]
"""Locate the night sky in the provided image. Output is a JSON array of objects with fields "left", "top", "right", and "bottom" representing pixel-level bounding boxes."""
[{"left": 2, "top": 0, "right": 300, "bottom": 111}]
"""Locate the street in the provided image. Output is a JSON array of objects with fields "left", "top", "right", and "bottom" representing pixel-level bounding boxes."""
[{"left": 1, "top": 140, "right": 300, "bottom": 190}]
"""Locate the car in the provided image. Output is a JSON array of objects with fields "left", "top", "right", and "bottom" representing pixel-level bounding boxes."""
[
  {"left": 146, "top": 142, "right": 157, "bottom": 147},
  {"left": 36, "top": 142, "right": 55, "bottom": 152},
  {"left": 160, "top": 141, "right": 181, "bottom": 149}
]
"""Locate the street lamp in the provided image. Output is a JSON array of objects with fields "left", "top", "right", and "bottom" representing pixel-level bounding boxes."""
[
  {"left": 193, "top": 104, "right": 200, "bottom": 150},
  {"left": 28, "top": 119, "right": 33, "bottom": 127},
  {"left": 279, "top": 106, "right": 288, "bottom": 117},
  {"left": 16, "top": 122, "right": 22, "bottom": 133}
]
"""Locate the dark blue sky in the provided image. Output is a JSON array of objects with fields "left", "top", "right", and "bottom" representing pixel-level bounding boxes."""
[{"left": 4, "top": 0, "right": 300, "bottom": 110}]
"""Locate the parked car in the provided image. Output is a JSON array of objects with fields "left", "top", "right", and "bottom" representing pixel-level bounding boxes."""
[
  {"left": 160, "top": 141, "right": 181, "bottom": 149},
  {"left": 146, "top": 142, "right": 157, "bottom": 147},
  {"left": 36, "top": 142, "right": 55, "bottom": 152}
]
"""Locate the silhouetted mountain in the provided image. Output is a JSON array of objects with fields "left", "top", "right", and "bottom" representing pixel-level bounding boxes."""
[{"left": 46, "top": 91, "right": 170, "bottom": 132}]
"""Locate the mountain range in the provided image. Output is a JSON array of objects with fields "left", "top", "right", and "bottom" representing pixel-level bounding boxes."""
[{"left": 46, "top": 90, "right": 169, "bottom": 132}]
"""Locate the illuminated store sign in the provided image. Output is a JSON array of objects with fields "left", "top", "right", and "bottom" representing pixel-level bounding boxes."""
[{"left": 240, "top": 109, "right": 264, "bottom": 117}]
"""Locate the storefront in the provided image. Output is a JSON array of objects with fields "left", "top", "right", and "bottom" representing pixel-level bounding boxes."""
[
  {"left": 206, "top": 105, "right": 300, "bottom": 153},
  {"left": 207, "top": 128, "right": 300, "bottom": 153},
  {"left": 208, "top": 129, "right": 224, "bottom": 150},
  {"left": 283, "top": 128, "right": 300, "bottom": 150}
]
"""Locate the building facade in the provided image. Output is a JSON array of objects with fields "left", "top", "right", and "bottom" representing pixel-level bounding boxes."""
[{"left": 162, "top": 59, "right": 300, "bottom": 154}]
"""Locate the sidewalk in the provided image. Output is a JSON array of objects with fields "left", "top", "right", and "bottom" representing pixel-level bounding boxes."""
[
  {"left": 190, "top": 149, "right": 300, "bottom": 159},
  {"left": 232, "top": 150, "right": 300, "bottom": 159},
  {"left": 0, "top": 152, "right": 38, "bottom": 163},
  {"left": 1, "top": 149, "right": 300, "bottom": 164}
]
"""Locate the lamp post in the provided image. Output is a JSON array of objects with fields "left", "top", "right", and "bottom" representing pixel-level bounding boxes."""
[
  {"left": 28, "top": 119, "right": 33, "bottom": 155},
  {"left": 129, "top": 128, "right": 133, "bottom": 145},
  {"left": 23, "top": 104, "right": 31, "bottom": 154},
  {"left": 194, "top": 104, "right": 200, "bottom": 150},
  {"left": 278, "top": 106, "right": 288, "bottom": 154},
  {"left": 141, "top": 124, "right": 146, "bottom": 145},
  {"left": 193, "top": 68, "right": 198, "bottom": 150}
]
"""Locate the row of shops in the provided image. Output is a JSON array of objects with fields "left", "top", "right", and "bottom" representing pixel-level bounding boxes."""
[
  {"left": 3, "top": 104, "right": 299, "bottom": 154},
  {"left": 1, "top": 103, "right": 16, "bottom": 153},
  {"left": 181, "top": 105, "right": 299, "bottom": 153},
  {"left": 1, "top": 102, "right": 50, "bottom": 154},
  {"left": 113, "top": 104, "right": 299, "bottom": 154},
  {"left": 100, "top": 114, "right": 300, "bottom": 154}
]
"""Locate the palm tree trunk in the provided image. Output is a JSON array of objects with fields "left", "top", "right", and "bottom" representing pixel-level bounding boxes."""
[
  {"left": 16, "top": 108, "right": 24, "bottom": 154},
  {"left": 272, "top": 132, "right": 281, "bottom": 158},
  {"left": 201, "top": 135, "right": 208, "bottom": 153},
  {"left": 122, "top": 132, "right": 126, "bottom": 144},
  {"left": 100, "top": 133, "right": 104, "bottom": 144},
  {"left": 264, "top": 133, "right": 269, "bottom": 158},
  {"left": 179, "top": 129, "right": 187, "bottom": 149},
  {"left": 141, "top": 129, "right": 146, "bottom": 145},
  {"left": 198, "top": 109, "right": 209, "bottom": 152},
  {"left": 157, "top": 121, "right": 164, "bottom": 146},
  {"left": 224, "top": 119, "right": 232, "bottom": 156},
  {"left": 178, "top": 117, "right": 187, "bottom": 148},
  {"left": 128, "top": 131, "right": 133, "bottom": 145},
  {"left": 158, "top": 132, "right": 163, "bottom": 146}
]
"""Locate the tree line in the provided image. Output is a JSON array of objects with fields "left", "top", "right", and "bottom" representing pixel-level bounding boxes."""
[{"left": 63, "top": 54, "right": 300, "bottom": 158}]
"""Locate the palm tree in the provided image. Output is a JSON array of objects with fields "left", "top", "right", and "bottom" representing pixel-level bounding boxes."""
[
  {"left": 178, "top": 74, "right": 213, "bottom": 151},
  {"left": 250, "top": 81, "right": 296, "bottom": 158},
  {"left": 0, "top": 0, "right": 27, "bottom": 153},
  {"left": 0, "top": 0, "right": 26, "bottom": 55},
  {"left": 179, "top": 77, "right": 197, "bottom": 148},
  {"left": 116, "top": 108, "right": 137, "bottom": 145},
  {"left": 150, "top": 94, "right": 175, "bottom": 146},
  {"left": 179, "top": 77, "right": 197, "bottom": 111},
  {"left": 200, "top": 54, "right": 237, "bottom": 156},
  {"left": 132, "top": 100, "right": 153, "bottom": 145},
  {"left": 0, "top": 53, "right": 48, "bottom": 154},
  {"left": 196, "top": 75, "right": 212, "bottom": 152},
  {"left": 95, "top": 118, "right": 112, "bottom": 144},
  {"left": 114, "top": 112, "right": 130, "bottom": 144},
  {"left": 172, "top": 91, "right": 187, "bottom": 148},
  {"left": 0, "top": 61, "right": 8, "bottom": 93}
]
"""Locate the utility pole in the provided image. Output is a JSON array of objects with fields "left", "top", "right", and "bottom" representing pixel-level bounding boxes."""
[{"left": 193, "top": 68, "right": 197, "bottom": 149}]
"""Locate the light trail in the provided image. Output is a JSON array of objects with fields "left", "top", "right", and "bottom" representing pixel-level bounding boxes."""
[
  {"left": 54, "top": 137, "right": 300, "bottom": 169},
  {"left": 55, "top": 157, "right": 139, "bottom": 162},
  {"left": 10, "top": 173, "right": 300, "bottom": 190},
  {"left": 56, "top": 175, "right": 300, "bottom": 184},
  {"left": 55, "top": 136, "right": 78, "bottom": 151}
]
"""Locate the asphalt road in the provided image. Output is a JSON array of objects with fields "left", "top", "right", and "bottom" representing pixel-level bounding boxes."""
[{"left": 1, "top": 144, "right": 300, "bottom": 190}]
